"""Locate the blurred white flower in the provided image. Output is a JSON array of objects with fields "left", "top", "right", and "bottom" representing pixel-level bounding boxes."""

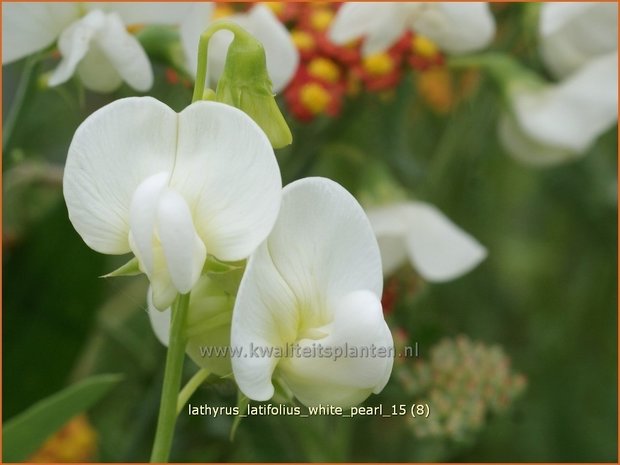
[
  {"left": 500, "top": 52, "right": 618, "bottom": 166},
  {"left": 231, "top": 178, "right": 393, "bottom": 407},
  {"left": 539, "top": 2, "right": 617, "bottom": 79},
  {"left": 329, "top": 2, "right": 495, "bottom": 57},
  {"left": 180, "top": 3, "right": 299, "bottom": 92},
  {"left": 366, "top": 202, "right": 487, "bottom": 281},
  {"left": 2, "top": 3, "right": 190, "bottom": 92},
  {"left": 63, "top": 97, "right": 281, "bottom": 310}
]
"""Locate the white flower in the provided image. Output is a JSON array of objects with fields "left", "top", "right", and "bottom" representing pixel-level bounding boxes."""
[
  {"left": 499, "top": 52, "right": 618, "bottom": 166},
  {"left": 180, "top": 3, "right": 299, "bottom": 92},
  {"left": 366, "top": 202, "right": 487, "bottom": 281},
  {"left": 329, "top": 2, "right": 495, "bottom": 57},
  {"left": 231, "top": 178, "right": 393, "bottom": 407},
  {"left": 63, "top": 97, "right": 281, "bottom": 310},
  {"left": 539, "top": 2, "right": 617, "bottom": 79},
  {"left": 2, "top": 3, "right": 190, "bottom": 92}
]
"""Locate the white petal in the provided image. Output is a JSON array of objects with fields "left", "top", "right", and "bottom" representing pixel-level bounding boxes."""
[
  {"left": 180, "top": 3, "right": 215, "bottom": 77},
  {"left": 498, "top": 112, "right": 578, "bottom": 166},
  {"left": 230, "top": 244, "right": 299, "bottom": 401},
  {"left": 147, "top": 292, "right": 171, "bottom": 346},
  {"left": 404, "top": 203, "right": 487, "bottom": 281},
  {"left": 75, "top": 45, "right": 124, "bottom": 93},
  {"left": 510, "top": 52, "right": 618, "bottom": 154},
  {"left": 413, "top": 2, "right": 496, "bottom": 54},
  {"left": 231, "top": 5, "right": 299, "bottom": 92},
  {"left": 280, "top": 290, "right": 394, "bottom": 407},
  {"left": 329, "top": 3, "right": 413, "bottom": 56},
  {"left": 48, "top": 10, "right": 105, "bottom": 87},
  {"left": 2, "top": 3, "right": 79, "bottom": 64},
  {"left": 87, "top": 2, "right": 194, "bottom": 25},
  {"left": 231, "top": 177, "right": 385, "bottom": 403},
  {"left": 171, "top": 101, "right": 281, "bottom": 262},
  {"left": 93, "top": 12, "right": 153, "bottom": 92},
  {"left": 370, "top": 203, "right": 487, "bottom": 281},
  {"left": 63, "top": 97, "right": 178, "bottom": 254},
  {"left": 156, "top": 189, "right": 206, "bottom": 294},
  {"left": 540, "top": 3, "right": 617, "bottom": 78},
  {"left": 129, "top": 173, "right": 169, "bottom": 275}
]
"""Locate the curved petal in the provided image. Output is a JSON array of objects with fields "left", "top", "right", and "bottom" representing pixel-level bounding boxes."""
[
  {"left": 370, "top": 203, "right": 487, "bottom": 281},
  {"left": 510, "top": 52, "right": 618, "bottom": 154},
  {"left": 413, "top": 2, "right": 495, "bottom": 54},
  {"left": 180, "top": 3, "right": 216, "bottom": 77},
  {"left": 498, "top": 112, "right": 579, "bottom": 166},
  {"left": 92, "top": 12, "right": 153, "bottom": 92},
  {"left": 48, "top": 10, "right": 105, "bottom": 87},
  {"left": 231, "top": 177, "right": 385, "bottom": 403},
  {"left": 403, "top": 202, "right": 487, "bottom": 282},
  {"left": 63, "top": 97, "right": 178, "bottom": 254},
  {"left": 540, "top": 3, "right": 617, "bottom": 78},
  {"left": 157, "top": 189, "right": 207, "bottom": 294},
  {"left": 87, "top": 2, "right": 195, "bottom": 25},
  {"left": 2, "top": 3, "right": 79, "bottom": 64},
  {"left": 280, "top": 290, "right": 393, "bottom": 407},
  {"left": 171, "top": 101, "right": 281, "bottom": 262}
]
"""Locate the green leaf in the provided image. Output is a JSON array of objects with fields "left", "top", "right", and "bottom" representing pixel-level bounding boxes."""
[
  {"left": 230, "top": 393, "right": 250, "bottom": 442},
  {"left": 3, "top": 373, "right": 123, "bottom": 462},
  {"left": 101, "top": 257, "right": 141, "bottom": 278}
]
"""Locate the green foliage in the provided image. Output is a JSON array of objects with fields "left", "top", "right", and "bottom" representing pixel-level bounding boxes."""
[{"left": 3, "top": 374, "right": 122, "bottom": 462}]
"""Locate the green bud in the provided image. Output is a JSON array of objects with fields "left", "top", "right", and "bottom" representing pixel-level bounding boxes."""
[{"left": 194, "top": 21, "right": 292, "bottom": 149}]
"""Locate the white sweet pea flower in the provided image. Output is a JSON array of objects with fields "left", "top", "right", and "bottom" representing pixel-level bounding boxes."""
[
  {"left": 539, "top": 2, "right": 617, "bottom": 79},
  {"left": 180, "top": 3, "right": 299, "bottom": 92},
  {"left": 63, "top": 97, "right": 281, "bottom": 310},
  {"left": 499, "top": 52, "right": 618, "bottom": 166},
  {"left": 2, "top": 2, "right": 190, "bottom": 92},
  {"left": 366, "top": 202, "right": 487, "bottom": 281},
  {"left": 329, "top": 2, "right": 495, "bottom": 57},
  {"left": 231, "top": 178, "right": 393, "bottom": 407}
]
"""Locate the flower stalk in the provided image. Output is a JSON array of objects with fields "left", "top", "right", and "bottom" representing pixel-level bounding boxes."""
[{"left": 150, "top": 293, "right": 190, "bottom": 463}]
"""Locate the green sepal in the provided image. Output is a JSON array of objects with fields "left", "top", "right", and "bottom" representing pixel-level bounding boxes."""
[{"left": 101, "top": 257, "right": 142, "bottom": 278}]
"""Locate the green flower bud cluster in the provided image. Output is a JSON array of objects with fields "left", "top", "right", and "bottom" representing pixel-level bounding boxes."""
[{"left": 397, "top": 335, "right": 526, "bottom": 443}]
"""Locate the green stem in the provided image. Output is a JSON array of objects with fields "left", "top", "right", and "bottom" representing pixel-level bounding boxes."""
[
  {"left": 3, "top": 55, "right": 38, "bottom": 152},
  {"left": 176, "top": 368, "right": 210, "bottom": 415},
  {"left": 191, "top": 21, "right": 252, "bottom": 103},
  {"left": 149, "top": 293, "right": 190, "bottom": 463}
]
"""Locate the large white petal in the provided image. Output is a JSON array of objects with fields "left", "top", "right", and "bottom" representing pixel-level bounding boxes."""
[
  {"left": 366, "top": 206, "right": 411, "bottom": 275},
  {"left": 510, "top": 52, "right": 618, "bottom": 154},
  {"left": 48, "top": 10, "right": 105, "bottom": 87},
  {"left": 92, "top": 12, "right": 153, "bottom": 92},
  {"left": 413, "top": 2, "right": 495, "bottom": 54},
  {"left": 171, "top": 101, "right": 281, "bottom": 262},
  {"left": 75, "top": 44, "right": 124, "bottom": 93},
  {"left": 2, "top": 3, "right": 79, "bottom": 64},
  {"left": 280, "top": 290, "right": 393, "bottom": 407},
  {"left": 147, "top": 293, "right": 171, "bottom": 346},
  {"left": 231, "top": 177, "right": 385, "bottom": 403},
  {"left": 87, "top": 2, "right": 194, "bottom": 25},
  {"left": 540, "top": 3, "right": 617, "bottom": 78},
  {"left": 63, "top": 97, "right": 178, "bottom": 254}
]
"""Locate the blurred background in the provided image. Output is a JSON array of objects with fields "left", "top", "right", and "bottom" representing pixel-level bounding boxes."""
[{"left": 2, "top": 2, "right": 617, "bottom": 462}]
